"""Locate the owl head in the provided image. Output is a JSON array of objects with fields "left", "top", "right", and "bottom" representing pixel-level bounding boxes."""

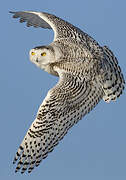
[
  {"left": 29, "top": 46, "right": 56, "bottom": 68},
  {"left": 29, "top": 45, "right": 61, "bottom": 76}
]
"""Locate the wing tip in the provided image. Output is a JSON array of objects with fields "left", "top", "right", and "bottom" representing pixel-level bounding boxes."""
[
  {"left": 15, "top": 166, "right": 20, "bottom": 173},
  {"left": 9, "top": 11, "right": 19, "bottom": 18},
  {"left": 13, "top": 159, "right": 16, "bottom": 164},
  {"left": 9, "top": 11, "right": 15, "bottom": 13}
]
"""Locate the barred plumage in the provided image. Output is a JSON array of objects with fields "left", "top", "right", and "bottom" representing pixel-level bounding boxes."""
[
  {"left": 102, "top": 46, "right": 125, "bottom": 102},
  {"left": 10, "top": 11, "right": 125, "bottom": 173}
]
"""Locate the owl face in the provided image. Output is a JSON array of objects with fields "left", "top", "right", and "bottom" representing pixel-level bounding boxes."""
[{"left": 29, "top": 46, "right": 55, "bottom": 69}]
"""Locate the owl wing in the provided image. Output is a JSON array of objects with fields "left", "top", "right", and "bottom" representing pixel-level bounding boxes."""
[
  {"left": 10, "top": 11, "right": 86, "bottom": 41},
  {"left": 13, "top": 66, "right": 103, "bottom": 173},
  {"left": 102, "top": 46, "right": 125, "bottom": 102}
]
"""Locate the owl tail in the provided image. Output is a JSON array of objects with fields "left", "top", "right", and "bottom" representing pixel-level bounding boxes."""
[{"left": 102, "top": 46, "right": 125, "bottom": 103}]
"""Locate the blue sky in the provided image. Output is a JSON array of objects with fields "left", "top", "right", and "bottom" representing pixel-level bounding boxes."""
[{"left": 1, "top": 0, "right": 126, "bottom": 179}]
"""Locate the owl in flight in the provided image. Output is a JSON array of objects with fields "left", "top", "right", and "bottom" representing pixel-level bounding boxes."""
[{"left": 10, "top": 11, "right": 125, "bottom": 173}]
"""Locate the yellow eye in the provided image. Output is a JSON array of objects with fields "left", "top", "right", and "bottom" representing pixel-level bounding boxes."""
[
  {"left": 41, "top": 52, "right": 46, "bottom": 56},
  {"left": 31, "top": 52, "right": 35, "bottom": 56}
]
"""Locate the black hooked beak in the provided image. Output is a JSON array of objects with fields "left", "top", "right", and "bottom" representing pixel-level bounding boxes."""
[{"left": 36, "top": 58, "right": 39, "bottom": 63}]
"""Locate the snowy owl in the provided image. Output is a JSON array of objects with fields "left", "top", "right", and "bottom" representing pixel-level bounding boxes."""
[{"left": 10, "top": 11, "right": 125, "bottom": 173}]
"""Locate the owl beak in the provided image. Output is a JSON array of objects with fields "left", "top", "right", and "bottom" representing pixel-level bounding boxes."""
[{"left": 36, "top": 58, "right": 39, "bottom": 63}]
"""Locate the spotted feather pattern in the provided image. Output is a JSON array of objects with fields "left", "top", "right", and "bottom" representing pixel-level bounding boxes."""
[
  {"left": 13, "top": 68, "right": 103, "bottom": 173},
  {"left": 102, "top": 46, "right": 125, "bottom": 102},
  {"left": 10, "top": 11, "right": 104, "bottom": 58},
  {"left": 10, "top": 11, "right": 125, "bottom": 173}
]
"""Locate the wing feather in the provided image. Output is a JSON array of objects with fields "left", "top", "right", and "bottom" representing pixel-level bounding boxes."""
[
  {"left": 9, "top": 11, "right": 93, "bottom": 42},
  {"left": 102, "top": 46, "right": 125, "bottom": 102},
  {"left": 10, "top": 10, "right": 104, "bottom": 56},
  {"left": 10, "top": 11, "right": 52, "bottom": 29},
  {"left": 10, "top": 11, "right": 80, "bottom": 41},
  {"left": 13, "top": 67, "right": 103, "bottom": 173}
]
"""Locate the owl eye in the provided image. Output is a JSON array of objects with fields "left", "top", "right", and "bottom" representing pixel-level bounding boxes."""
[
  {"left": 41, "top": 52, "right": 46, "bottom": 56},
  {"left": 31, "top": 52, "right": 35, "bottom": 56}
]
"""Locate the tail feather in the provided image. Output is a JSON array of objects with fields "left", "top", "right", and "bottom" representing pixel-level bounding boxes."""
[{"left": 102, "top": 46, "right": 125, "bottom": 102}]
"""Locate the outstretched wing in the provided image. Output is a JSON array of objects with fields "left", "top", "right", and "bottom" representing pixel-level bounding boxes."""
[
  {"left": 13, "top": 67, "right": 103, "bottom": 173},
  {"left": 10, "top": 11, "right": 103, "bottom": 55},
  {"left": 10, "top": 11, "right": 84, "bottom": 41}
]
